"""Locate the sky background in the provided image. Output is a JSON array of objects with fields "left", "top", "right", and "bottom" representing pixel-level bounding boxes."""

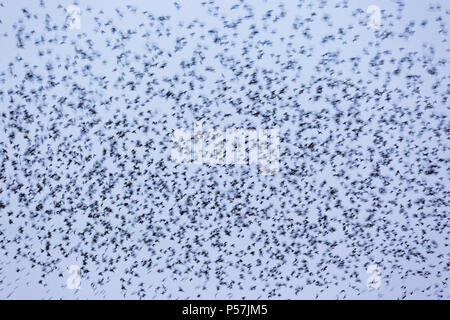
[{"left": 0, "top": 0, "right": 448, "bottom": 299}]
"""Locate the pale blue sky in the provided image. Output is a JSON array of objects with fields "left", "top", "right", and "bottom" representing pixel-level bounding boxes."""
[{"left": 0, "top": 0, "right": 448, "bottom": 299}]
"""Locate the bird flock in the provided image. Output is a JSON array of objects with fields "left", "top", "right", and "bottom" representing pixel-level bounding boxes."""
[{"left": 0, "top": 0, "right": 448, "bottom": 299}]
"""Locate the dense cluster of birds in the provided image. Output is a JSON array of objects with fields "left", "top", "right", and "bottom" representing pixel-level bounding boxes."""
[{"left": 0, "top": 0, "right": 448, "bottom": 299}]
